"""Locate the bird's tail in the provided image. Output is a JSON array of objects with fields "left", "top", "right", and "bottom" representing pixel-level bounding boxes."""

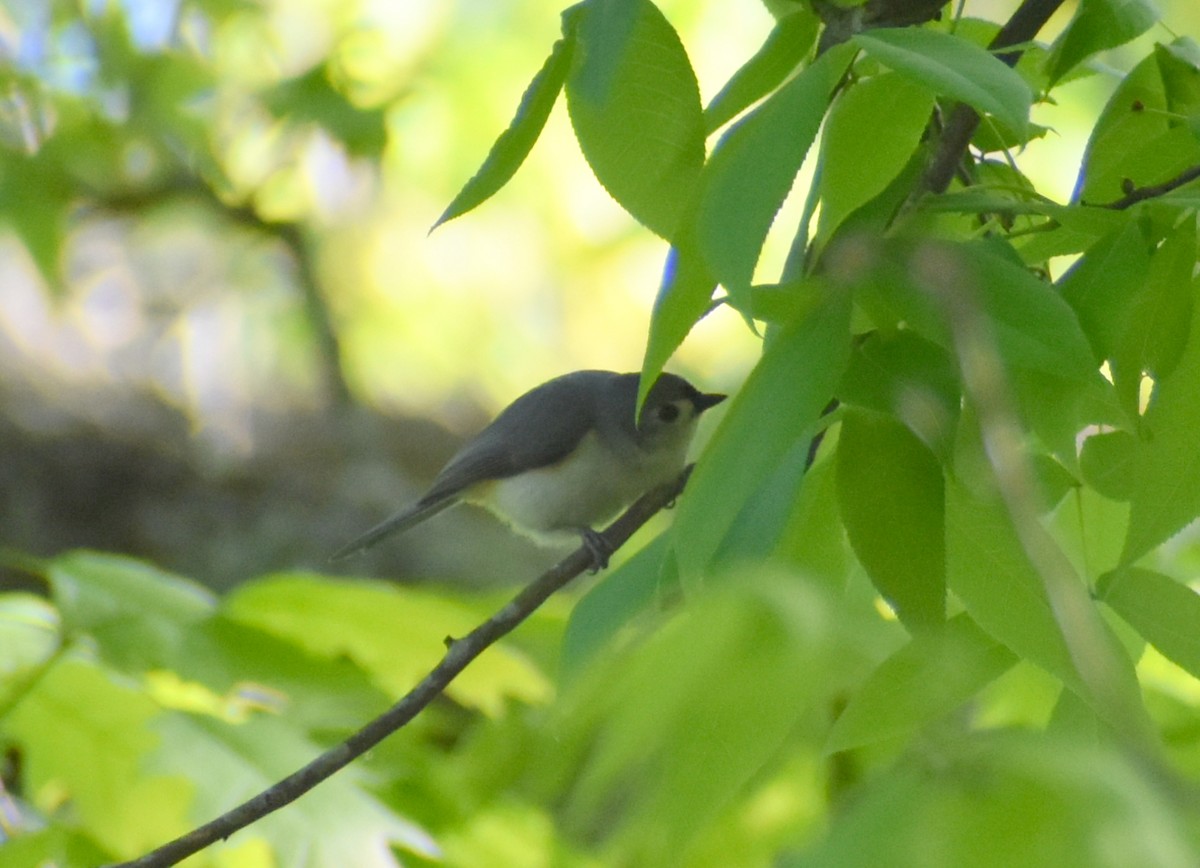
[{"left": 328, "top": 497, "right": 458, "bottom": 562}]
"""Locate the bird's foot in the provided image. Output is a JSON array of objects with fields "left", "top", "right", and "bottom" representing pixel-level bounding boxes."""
[{"left": 580, "top": 528, "right": 612, "bottom": 573}]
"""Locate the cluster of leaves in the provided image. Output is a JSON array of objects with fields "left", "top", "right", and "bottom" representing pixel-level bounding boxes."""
[
  {"left": 7, "top": 0, "right": 1200, "bottom": 865},
  {"left": 0, "top": 552, "right": 566, "bottom": 865},
  {"left": 440, "top": 0, "right": 1200, "bottom": 862},
  {"left": 0, "top": 0, "right": 389, "bottom": 288}
]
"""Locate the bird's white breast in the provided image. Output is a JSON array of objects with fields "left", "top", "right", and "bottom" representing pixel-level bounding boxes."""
[{"left": 467, "top": 430, "right": 687, "bottom": 543}]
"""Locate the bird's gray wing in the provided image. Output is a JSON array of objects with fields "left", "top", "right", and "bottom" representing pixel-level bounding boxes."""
[{"left": 418, "top": 372, "right": 611, "bottom": 505}]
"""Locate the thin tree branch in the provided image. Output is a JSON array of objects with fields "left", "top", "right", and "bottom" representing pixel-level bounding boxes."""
[
  {"left": 920, "top": 0, "right": 1068, "bottom": 196},
  {"left": 109, "top": 467, "right": 694, "bottom": 868},
  {"left": 1091, "top": 164, "right": 1200, "bottom": 210}
]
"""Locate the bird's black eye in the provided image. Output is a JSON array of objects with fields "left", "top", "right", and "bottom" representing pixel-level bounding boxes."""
[{"left": 657, "top": 403, "right": 680, "bottom": 423}]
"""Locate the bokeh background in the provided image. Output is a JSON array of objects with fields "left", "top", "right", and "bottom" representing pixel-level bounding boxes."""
[{"left": 1, "top": 0, "right": 1196, "bottom": 589}]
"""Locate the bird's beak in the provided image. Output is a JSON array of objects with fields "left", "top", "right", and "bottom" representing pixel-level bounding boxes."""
[{"left": 693, "top": 392, "right": 727, "bottom": 414}]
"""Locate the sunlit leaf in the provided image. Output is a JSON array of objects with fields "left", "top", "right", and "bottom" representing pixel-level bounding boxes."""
[
  {"left": 44, "top": 551, "right": 214, "bottom": 673},
  {"left": 1078, "top": 431, "right": 1136, "bottom": 503},
  {"left": 150, "top": 711, "right": 438, "bottom": 866},
  {"left": 1044, "top": 0, "right": 1158, "bottom": 86},
  {"left": 639, "top": 233, "right": 718, "bottom": 407},
  {"left": 853, "top": 27, "right": 1032, "bottom": 137},
  {"left": 945, "top": 477, "right": 1148, "bottom": 738},
  {"left": 1099, "top": 567, "right": 1200, "bottom": 681},
  {"left": 225, "top": 573, "right": 550, "bottom": 715},
  {"left": 816, "top": 72, "right": 934, "bottom": 247},
  {"left": 1111, "top": 215, "right": 1196, "bottom": 414},
  {"left": 703, "top": 11, "right": 819, "bottom": 134},
  {"left": 696, "top": 43, "right": 853, "bottom": 299},
  {"left": 434, "top": 31, "right": 575, "bottom": 229},
  {"left": 566, "top": 0, "right": 704, "bottom": 238},
  {"left": 4, "top": 657, "right": 190, "bottom": 859}
]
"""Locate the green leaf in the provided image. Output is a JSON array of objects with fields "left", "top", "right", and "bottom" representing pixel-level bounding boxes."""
[
  {"left": 826, "top": 614, "right": 1017, "bottom": 752},
  {"left": 1099, "top": 567, "right": 1200, "bottom": 680},
  {"left": 968, "top": 243, "right": 1102, "bottom": 383},
  {"left": 852, "top": 28, "right": 1032, "bottom": 137},
  {"left": 4, "top": 657, "right": 191, "bottom": 859},
  {"left": 793, "top": 732, "right": 1197, "bottom": 868},
  {"left": 836, "top": 409, "right": 945, "bottom": 631},
  {"left": 561, "top": 535, "right": 670, "bottom": 681},
  {"left": 1045, "top": 0, "right": 1159, "bottom": 87},
  {"left": 838, "top": 329, "right": 960, "bottom": 458},
  {"left": 44, "top": 551, "right": 214, "bottom": 673},
  {"left": 671, "top": 288, "right": 852, "bottom": 583},
  {"left": 639, "top": 233, "right": 718, "bottom": 407},
  {"left": 1111, "top": 215, "right": 1196, "bottom": 414},
  {"left": 696, "top": 43, "right": 854, "bottom": 298},
  {"left": 434, "top": 32, "right": 574, "bottom": 229},
  {"left": 566, "top": 0, "right": 705, "bottom": 238},
  {"left": 0, "top": 593, "right": 61, "bottom": 705},
  {"left": 945, "top": 477, "right": 1148, "bottom": 738},
  {"left": 816, "top": 72, "right": 935, "bottom": 247},
  {"left": 1058, "top": 220, "right": 1152, "bottom": 363},
  {"left": 1079, "top": 430, "right": 1137, "bottom": 501},
  {"left": 564, "top": 580, "right": 833, "bottom": 865},
  {"left": 1123, "top": 297, "right": 1200, "bottom": 563},
  {"left": 1077, "top": 45, "right": 1200, "bottom": 205},
  {"left": 225, "top": 573, "right": 550, "bottom": 715},
  {"left": 703, "top": 11, "right": 819, "bottom": 134},
  {"left": 0, "top": 151, "right": 71, "bottom": 288},
  {"left": 150, "top": 712, "right": 437, "bottom": 865}
]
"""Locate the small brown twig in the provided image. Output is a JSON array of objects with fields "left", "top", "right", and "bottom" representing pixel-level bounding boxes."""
[
  {"left": 1090, "top": 164, "right": 1200, "bottom": 210},
  {"left": 110, "top": 468, "right": 693, "bottom": 868}
]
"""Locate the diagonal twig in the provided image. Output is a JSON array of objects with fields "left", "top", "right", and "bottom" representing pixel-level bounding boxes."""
[
  {"left": 920, "top": 0, "right": 1068, "bottom": 196},
  {"left": 110, "top": 468, "right": 694, "bottom": 868}
]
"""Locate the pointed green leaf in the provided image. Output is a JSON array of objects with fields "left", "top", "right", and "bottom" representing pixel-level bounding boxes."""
[
  {"left": 1058, "top": 220, "right": 1152, "bottom": 363},
  {"left": 561, "top": 535, "right": 670, "bottom": 681},
  {"left": 44, "top": 552, "right": 214, "bottom": 673},
  {"left": 827, "top": 614, "right": 1017, "bottom": 752},
  {"left": 837, "top": 408, "right": 945, "bottom": 631},
  {"left": 696, "top": 43, "right": 853, "bottom": 298},
  {"left": 1079, "top": 430, "right": 1137, "bottom": 501},
  {"left": 816, "top": 72, "right": 935, "bottom": 247},
  {"left": 946, "top": 477, "right": 1148, "bottom": 738},
  {"left": 434, "top": 32, "right": 574, "bottom": 229},
  {"left": 639, "top": 233, "right": 718, "bottom": 407},
  {"left": 703, "top": 11, "right": 819, "bottom": 134},
  {"left": 5, "top": 658, "right": 190, "bottom": 858},
  {"left": 672, "top": 289, "right": 851, "bottom": 583},
  {"left": 566, "top": 0, "right": 704, "bottom": 238},
  {"left": 1123, "top": 298, "right": 1200, "bottom": 562},
  {"left": 1111, "top": 215, "right": 1196, "bottom": 414},
  {"left": 1045, "top": 0, "right": 1158, "bottom": 87},
  {"left": 225, "top": 574, "right": 550, "bottom": 715},
  {"left": 1099, "top": 567, "right": 1200, "bottom": 680},
  {"left": 853, "top": 27, "right": 1032, "bottom": 137}
]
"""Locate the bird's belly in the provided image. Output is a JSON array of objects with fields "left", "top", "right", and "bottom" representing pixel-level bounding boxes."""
[{"left": 470, "top": 431, "right": 683, "bottom": 543}]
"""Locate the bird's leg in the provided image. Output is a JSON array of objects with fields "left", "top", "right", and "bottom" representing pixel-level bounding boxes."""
[{"left": 580, "top": 528, "right": 612, "bottom": 573}]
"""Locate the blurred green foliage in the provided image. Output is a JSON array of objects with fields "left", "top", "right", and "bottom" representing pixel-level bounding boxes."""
[{"left": 6, "top": 0, "right": 1200, "bottom": 866}]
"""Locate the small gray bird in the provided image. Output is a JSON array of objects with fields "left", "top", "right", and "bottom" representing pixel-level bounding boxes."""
[{"left": 330, "top": 370, "right": 726, "bottom": 567}]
